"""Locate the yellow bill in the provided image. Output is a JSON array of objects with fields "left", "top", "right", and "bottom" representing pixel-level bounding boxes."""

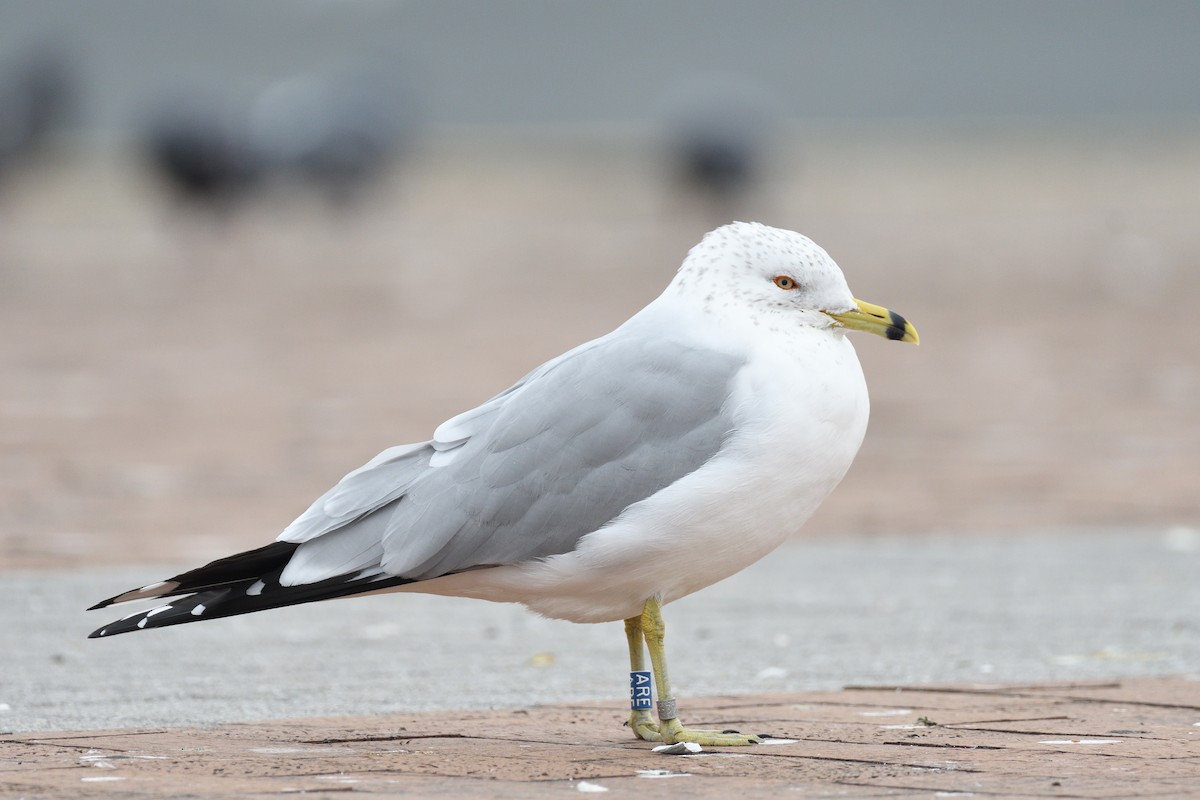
[{"left": 826, "top": 298, "right": 919, "bottom": 344}]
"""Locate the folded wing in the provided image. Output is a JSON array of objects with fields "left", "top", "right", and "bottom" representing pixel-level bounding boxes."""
[{"left": 89, "top": 322, "right": 744, "bottom": 636}]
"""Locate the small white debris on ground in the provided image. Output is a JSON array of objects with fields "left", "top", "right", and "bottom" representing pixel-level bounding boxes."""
[
  {"left": 576, "top": 780, "right": 609, "bottom": 792},
  {"left": 636, "top": 769, "right": 692, "bottom": 778}
]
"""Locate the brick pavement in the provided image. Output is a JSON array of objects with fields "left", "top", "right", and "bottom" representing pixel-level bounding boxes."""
[{"left": 5, "top": 678, "right": 1198, "bottom": 798}]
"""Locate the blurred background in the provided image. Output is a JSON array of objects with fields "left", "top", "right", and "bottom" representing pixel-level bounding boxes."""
[{"left": 1, "top": 0, "right": 1197, "bottom": 570}]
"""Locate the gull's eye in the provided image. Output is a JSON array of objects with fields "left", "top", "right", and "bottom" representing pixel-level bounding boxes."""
[{"left": 772, "top": 275, "right": 798, "bottom": 290}]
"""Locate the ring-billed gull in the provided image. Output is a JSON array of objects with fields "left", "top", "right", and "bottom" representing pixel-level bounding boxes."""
[{"left": 89, "top": 221, "right": 918, "bottom": 746}]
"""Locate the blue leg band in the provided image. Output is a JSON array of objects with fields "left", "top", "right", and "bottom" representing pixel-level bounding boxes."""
[{"left": 630, "top": 670, "right": 653, "bottom": 710}]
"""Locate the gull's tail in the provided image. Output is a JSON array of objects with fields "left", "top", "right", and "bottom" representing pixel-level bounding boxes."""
[{"left": 87, "top": 541, "right": 414, "bottom": 638}]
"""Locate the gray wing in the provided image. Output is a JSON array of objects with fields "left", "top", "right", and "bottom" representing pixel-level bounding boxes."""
[{"left": 277, "top": 326, "right": 744, "bottom": 586}]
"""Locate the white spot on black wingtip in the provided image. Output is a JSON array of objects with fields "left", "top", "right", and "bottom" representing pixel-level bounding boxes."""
[
  {"left": 136, "top": 618, "right": 148, "bottom": 629},
  {"left": 246, "top": 580, "right": 266, "bottom": 596},
  {"left": 191, "top": 604, "right": 206, "bottom": 616},
  {"left": 98, "top": 628, "right": 108, "bottom": 637}
]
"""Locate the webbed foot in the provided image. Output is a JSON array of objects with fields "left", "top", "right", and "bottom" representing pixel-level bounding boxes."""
[
  {"left": 655, "top": 717, "right": 761, "bottom": 746},
  {"left": 627, "top": 709, "right": 760, "bottom": 746}
]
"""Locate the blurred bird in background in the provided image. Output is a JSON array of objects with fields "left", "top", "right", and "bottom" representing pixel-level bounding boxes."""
[
  {"left": 143, "top": 64, "right": 417, "bottom": 215},
  {"left": 143, "top": 93, "right": 264, "bottom": 214},
  {"left": 251, "top": 66, "right": 417, "bottom": 208},
  {"left": 0, "top": 41, "right": 75, "bottom": 192},
  {"left": 661, "top": 75, "right": 779, "bottom": 225}
]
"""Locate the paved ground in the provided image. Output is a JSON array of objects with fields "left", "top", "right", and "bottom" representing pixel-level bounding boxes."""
[
  {"left": 10, "top": 531, "right": 1195, "bottom": 795},
  {"left": 6, "top": 678, "right": 1200, "bottom": 798}
]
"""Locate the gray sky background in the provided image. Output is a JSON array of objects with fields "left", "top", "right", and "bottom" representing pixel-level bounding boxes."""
[{"left": 3, "top": 0, "right": 1200, "bottom": 137}]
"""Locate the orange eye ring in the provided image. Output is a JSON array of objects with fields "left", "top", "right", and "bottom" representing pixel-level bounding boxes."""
[{"left": 773, "top": 275, "right": 797, "bottom": 290}]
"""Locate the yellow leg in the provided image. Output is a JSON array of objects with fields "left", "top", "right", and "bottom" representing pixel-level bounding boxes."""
[
  {"left": 623, "top": 616, "right": 660, "bottom": 740},
  {"left": 631, "top": 597, "right": 761, "bottom": 746}
]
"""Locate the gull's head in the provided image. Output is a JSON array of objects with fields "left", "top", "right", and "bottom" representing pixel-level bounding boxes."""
[{"left": 672, "top": 221, "right": 918, "bottom": 344}]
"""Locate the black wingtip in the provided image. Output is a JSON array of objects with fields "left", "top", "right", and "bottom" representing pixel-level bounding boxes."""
[
  {"left": 86, "top": 572, "right": 418, "bottom": 639},
  {"left": 88, "top": 621, "right": 134, "bottom": 639},
  {"left": 85, "top": 542, "right": 302, "bottom": 613},
  {"left": 87, "top": 590, "right": 230, "bottom": 639},
  {"left": 87, "top": 595, "right": 124, "bottom": 611}
]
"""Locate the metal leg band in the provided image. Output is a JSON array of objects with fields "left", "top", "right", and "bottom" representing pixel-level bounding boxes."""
[{"left": 656, "top": 697, "right": 677, "bottom": 721}]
